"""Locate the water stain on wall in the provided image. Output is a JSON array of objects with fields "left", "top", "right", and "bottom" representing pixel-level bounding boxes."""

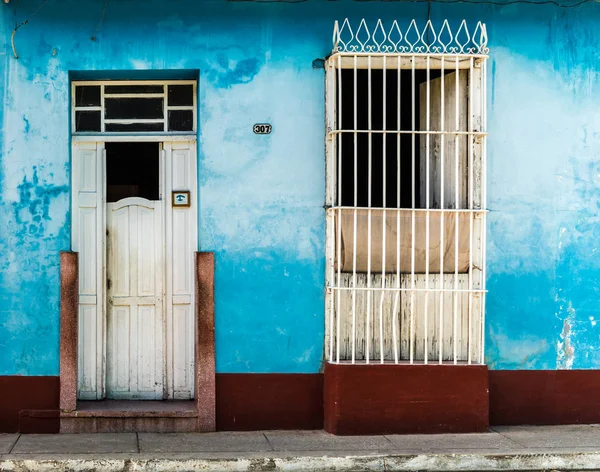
[
  {"left": 205, "top": 48, "right": 264, "bottom": 89},
  {"left": 0, "top": 165, "right": 69, "bottom": 374},
  {"left": 12, "top": 167, "right": 68, "bottom": 245}
]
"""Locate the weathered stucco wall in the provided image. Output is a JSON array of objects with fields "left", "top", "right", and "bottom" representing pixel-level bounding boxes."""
[
  {"left": 485, "top": 9, "right": 600, "bottom": 369},
  {"left": 0, "top": 0, "right": 598, "bottom": 375}
]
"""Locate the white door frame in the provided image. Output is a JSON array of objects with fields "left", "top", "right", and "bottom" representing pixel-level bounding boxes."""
[{"left": 71, "top": 136, "right": 198, "bottom": 400}]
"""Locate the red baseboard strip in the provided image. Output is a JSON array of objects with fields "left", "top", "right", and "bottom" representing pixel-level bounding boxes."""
[
  {"left": 6, "top": 369, "right": 600, "bottom": 433},
  {"left": 490, "top": 370, "right": 600, "bottom": 425},
  {"left": 216, "top": 373, "right": 324, "bottom": 431},
  {"left": 0, "top": 376, "right": 60, "bottom": 433},
  {"left": 18, "top": 410, "right": 60, "bottom": 434},
  {"left": 324, "top": 362, "right": 489, "bottom": 435}
]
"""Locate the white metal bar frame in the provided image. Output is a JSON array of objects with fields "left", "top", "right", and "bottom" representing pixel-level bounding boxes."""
[
  {"left": 325, "top": 18, "right": 489, "bottom": 366},
  {"left": 71, "top": 80, "right": 196, "bottom": 135}
]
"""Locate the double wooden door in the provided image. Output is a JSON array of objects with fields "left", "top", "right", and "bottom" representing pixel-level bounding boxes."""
[{"left": 72, "top": 141, "right": 197, "bottom": 400}]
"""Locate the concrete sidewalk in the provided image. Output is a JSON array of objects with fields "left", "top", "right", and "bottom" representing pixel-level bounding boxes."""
[{"left": 2, "top": 425, "right": 600, "bottom": 471}]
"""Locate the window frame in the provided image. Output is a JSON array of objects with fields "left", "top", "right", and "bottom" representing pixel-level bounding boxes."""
[
  {"left": 324, "top": 20, "right": 489, "bottom": 366},
  {"left": 71, "top": 80, "right": 197, "bottom": 135}
]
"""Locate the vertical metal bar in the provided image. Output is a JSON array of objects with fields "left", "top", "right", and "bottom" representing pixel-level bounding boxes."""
[
  {"left": 392, "top": 55, "right": 401, "bottom": 365},
  {"left": 352, "top": 54, "right": 358, "bottom": 364},
  {"left": 330, "top": 56, "right": 342, "bottom": 364},
  {"left": 468, "top": 56, "right": 474, "bottom": 365},
  {"left": 453, "top": 55, "right": 459, "bottom": 364},
  {"left": 336, "top": 213, "right": 341, "bottom": 364},
  {"left": 336, "top": 56, "right": 342, "bottom": 364},
  {"left": 468, "top": 215, "right": 474, "bottom": 363},
  {"left": 439, "top": 55, "right": 445, "bottom": 364},
  {"left": 481, "top": 57, "right": 488, "bottom": 364},
  {"left": 329, "top": 211, "right": 335, "bottom": 363},
  {"left": 380, "top": 55, "right": 387, "bottom": 364},
  {"left": 424, "top": 55, "right": 431, "bottom": 365},
  {"left": 327, "top": 152, "right": 337, "bottom": 362},
  {"left": 366, "top": 55, "right": 372, "bottom": 364},
  {"left": 410, "top": 55, "right": 416, "bottom": 365}
]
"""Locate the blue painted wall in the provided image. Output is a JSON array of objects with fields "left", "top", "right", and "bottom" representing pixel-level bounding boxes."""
[
  {"left": 0, "top": 0, "right": 598, "bottom": 375},
  {"left": 485, "top": 7, "right": 600, "bottom": 369}
]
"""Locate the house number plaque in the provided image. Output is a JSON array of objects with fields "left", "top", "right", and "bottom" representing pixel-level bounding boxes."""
[
  {"left": 172, "top": 191, "right": 190, "bottom": 208},
  {"left": 253, "top": 123, "right": 272, "bottom": 134}
]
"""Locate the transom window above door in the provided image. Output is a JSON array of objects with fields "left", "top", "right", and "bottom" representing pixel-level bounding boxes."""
[{"left": 72, "top": 80, "right": 196, "bottom": 134}]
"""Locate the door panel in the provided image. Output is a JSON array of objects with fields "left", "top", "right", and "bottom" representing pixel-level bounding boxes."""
[
  {"left": 106, "top": 197, "right": 164, "bottom": 399},
  {"left": 164, "top": 142, "right": 197, "bottom": 399},
  {"left": 72, "top": 142, "right": 104, "bottom": 400}
]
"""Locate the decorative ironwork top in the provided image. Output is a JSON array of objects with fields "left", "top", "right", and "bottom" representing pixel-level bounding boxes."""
[{"left": 332, "top": 19, "right": 489, "bottom": 55}]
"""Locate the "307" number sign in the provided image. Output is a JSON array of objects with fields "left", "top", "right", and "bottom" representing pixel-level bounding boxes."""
[{"left": 253, "top": 123, "right": 272, "bottom": 135}]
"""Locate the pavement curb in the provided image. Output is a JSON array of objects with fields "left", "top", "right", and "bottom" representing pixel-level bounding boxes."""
[{"left": 3, "top": 452, "right": 600, "bottom": 471}]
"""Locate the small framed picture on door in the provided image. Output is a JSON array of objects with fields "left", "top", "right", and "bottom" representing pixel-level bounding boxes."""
[{"left": 172, "top": 191, "right": 191, "bottom": 208}]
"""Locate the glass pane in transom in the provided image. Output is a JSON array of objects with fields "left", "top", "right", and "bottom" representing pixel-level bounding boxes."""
[{"left": 105, "top": 98, "right": 164, "bottom": 120}]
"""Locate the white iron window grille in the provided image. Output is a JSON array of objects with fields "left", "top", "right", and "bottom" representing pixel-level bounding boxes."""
[
  {"left": 325, "top": 19, "right": 488, "bottom": 365},
  {"left": 71, "top": 80, "right": 196, "bottom": 134}
]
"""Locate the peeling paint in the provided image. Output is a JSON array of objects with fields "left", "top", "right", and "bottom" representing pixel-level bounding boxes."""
[{"left": 557, "top": 302, "right": 576, "bottom": 370}]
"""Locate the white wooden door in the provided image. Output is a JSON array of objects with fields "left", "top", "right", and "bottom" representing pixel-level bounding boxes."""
[
  {"left": 106, "top": 197, "right": 164, "bottom": 399},
  {"left": 72, "top": 142, "right": 105, "bottom": 400}
]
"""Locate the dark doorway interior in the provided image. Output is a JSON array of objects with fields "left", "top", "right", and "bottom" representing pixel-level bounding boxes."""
[
  {"left": 106, "top": 142, "right": 159, "bottom": 202},
  {"left": 337, "top": 69, "right": 448, "bottom": 209}
]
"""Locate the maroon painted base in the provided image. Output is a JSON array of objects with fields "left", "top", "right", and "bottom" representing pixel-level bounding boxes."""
[
  {"left": 324, "top": 362, "right": 489, "bottom": 435},
  {"left": 8, "top": 370, "right": 600, "bottom": 433},
  {"left": 490, "top": 370, "right": 600, "bottom": 425},
  {"left": 216, "top": 374, "right": 324, "bottom": 431},
  {"left": 0, "top": 376, "right": 60, "bottom": 433}
]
